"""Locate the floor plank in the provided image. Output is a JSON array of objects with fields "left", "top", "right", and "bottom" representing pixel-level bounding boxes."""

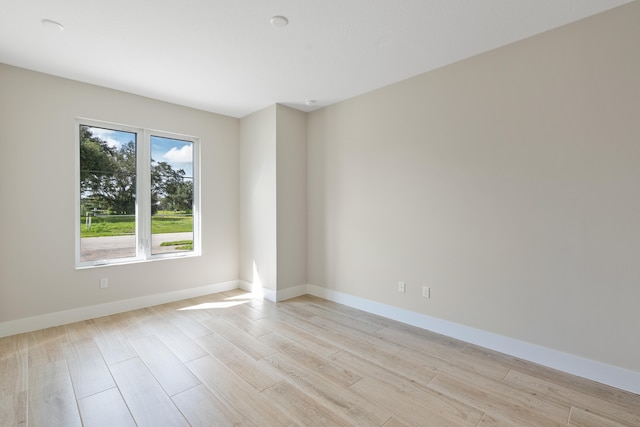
[
  {"left": 89, "top": 317, "right": 137, "bottom": 365},
  {"left": 200, "top": 316, "right": 276, "bottom": 361},
  {"left": 145, "top": 317, "right": 209, "bottom": 363},
  {"left": 261, "top": 380, "right": 353, "bottom": 427},
  {"left": 428, "top": 373, "right": 570, "bottom": 426},
  {"left": 0, "top": 334, "right": 28, "bottom": 427},
  {"left": 461, "top": 342, "right": 640, "bottom": 409},
  {"left": 259, "top": 351, "right": 392, "bottom": 426},
  {"left": 377, "top": 327, "right": 510, "bottom": 381},
  {"left": 196, "top": 332, "right": 280, "bottom": 391},
  {"left": 187, "top": 354, "right": 294, "bottom": 426},
  {"left": 172, "top": 384, "right": 255, "bottom": 427},
  {"left": 110, "top": 357, "right": 189, "bottom": 426},
  {"left": 129, "top": 335, "right": 201, "bottom": 396},
  {"left": 77, "top": 387, "right": 136, "bottom": 427},
  {"left": 255, "top": 316, "right": 342, "bottom": 358},
  {"left": 504, "top": 369, "right": 640, "bottom": 426},
  {"left": 332, "top": 350, "right": 482, "bottom": 426},
  {"left": 382, "top": 417, "right": 413, "bottom": 427},
  {"left": 259, "top": 332, "right": 362, "bottom": 388},
  {"left": 63, "top": 337, "right": 115, "bottom": 399},
  {"left": 350, "top": 376, "right": 481, "bottom": 427},
  {"left": 569, "top": 407, "right": 631, "bottom": 427},
  {"left": 151, "top": 300, "right": 216, "bottom": 339},
  {"left": 28, "top": 327, "right": 81, "bottom": 427}
]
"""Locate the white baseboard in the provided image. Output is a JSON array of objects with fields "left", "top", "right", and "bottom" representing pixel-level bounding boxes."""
[
  {"left": 0, "top": 280, "right": 241, "bottom": 338},
  {"left": 237, "top": 280, "right": 277, "bottom": 301},
  {"left": 305, "top": 284, "right": 640, "bottom": 395},
  {"left": 275, "top": 284, "right": 309, "bottom": 301},
  {"left": 238, "top": 281, "right": 308, "bottom": 302},
  {"left": 237, "top": 279, "right": 253, "bottom": 293}
]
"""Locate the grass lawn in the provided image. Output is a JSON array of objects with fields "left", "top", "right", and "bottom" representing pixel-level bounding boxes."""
[
  {"left": 160, "top": 240, "right": 193, "bottom": 250},
  {"left": 81, "top": 214, "right": 192, "bottom": 237}
]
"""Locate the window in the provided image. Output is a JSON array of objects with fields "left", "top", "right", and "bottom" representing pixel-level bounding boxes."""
[{"left": 76, "top": 119, "right": 199, "bottom": 267}]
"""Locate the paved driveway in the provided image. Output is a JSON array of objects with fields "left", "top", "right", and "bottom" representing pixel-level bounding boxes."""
[{"left": 80, "top": 232, "right": 193, "bottom": 262}]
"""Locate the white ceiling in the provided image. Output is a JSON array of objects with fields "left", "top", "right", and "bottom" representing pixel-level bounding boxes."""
[{"left": 0, "top": 0, "right": 633, "bottom": 118}]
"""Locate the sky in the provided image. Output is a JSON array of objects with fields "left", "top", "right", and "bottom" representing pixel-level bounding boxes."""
[
  {"left": 88, "top": 126, "right": 193, "bottom": 178},
  {"left": 151, "top": 136, "right": 193, "bottom": 178}
]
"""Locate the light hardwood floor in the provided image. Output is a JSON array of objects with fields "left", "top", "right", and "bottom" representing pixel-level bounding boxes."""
[{"left": 1, "top": 290, "right": 639, "bottom": 426}]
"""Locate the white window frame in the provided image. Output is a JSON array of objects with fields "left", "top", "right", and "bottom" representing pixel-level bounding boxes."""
[{"left": 75, "top": 118, "right": 201, "bottom": 268}]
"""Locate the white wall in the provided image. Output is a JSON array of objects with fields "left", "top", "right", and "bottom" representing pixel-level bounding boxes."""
[
  {"left": 0, "top": 64, "right": 239, "bottom": 324},
  {"left": 307, "top": 2, "right": 640, "bottom": 372}
]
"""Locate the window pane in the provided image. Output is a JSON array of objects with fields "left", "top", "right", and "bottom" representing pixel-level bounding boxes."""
[
  {"left": 79, "top": 126, "right": 137, "bottom": 262},
  {"left": 150, "top": 135, "right": 194, "bottom": 255}
]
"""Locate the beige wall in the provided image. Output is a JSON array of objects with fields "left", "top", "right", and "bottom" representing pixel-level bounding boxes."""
[
  {"left": 276, "top": 105, "right": 308, "bottom": 291},
  {"left": 239, "top": 106, "right": 278, "bottom": 292},
  {"left": 0, "top": 64, "right": 239, "bottom": 322},
  {"left": 239, "top": 105, "right": 307, "bottom": 295},
  {"left": 307, "top": 1, "right": 640, "bottom": 372}
]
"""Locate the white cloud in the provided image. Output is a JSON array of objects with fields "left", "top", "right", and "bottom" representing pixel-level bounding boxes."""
[
  {"left": 163, "top": 145, "right": 192, "bottom": 163},
  {"left": 89, "top": 127, "right": 121, "bottom": 148}
]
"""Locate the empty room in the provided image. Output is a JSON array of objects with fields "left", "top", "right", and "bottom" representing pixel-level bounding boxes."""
[{"left": 1, "top": 0, "right": 639, "bottom": 425}]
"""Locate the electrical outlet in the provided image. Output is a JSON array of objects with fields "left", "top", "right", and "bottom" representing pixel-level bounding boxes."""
[
  {"left": 422, "top": 286, "right": 430, "bottom": 298},
  {"left": 398, "top": 281, "right": 406, "bottom": 293},
  {"left": 99, "top": 278, "right": 109, "bottom": 289}
]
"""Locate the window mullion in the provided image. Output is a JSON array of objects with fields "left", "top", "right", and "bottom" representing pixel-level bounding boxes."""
[{"left": 137, "top": 129, "right": 152, "bottom": 258}]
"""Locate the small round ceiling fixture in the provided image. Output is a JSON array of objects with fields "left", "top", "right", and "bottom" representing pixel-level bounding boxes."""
[
  {"left": 270, "top": 15, "right": 289, "bottom": 28},
  {"left": 305, "top": 99, "right": 317, "bottom": 106},
  {"left": 41, "top": 19, "right": 65, "bottom": 31}
]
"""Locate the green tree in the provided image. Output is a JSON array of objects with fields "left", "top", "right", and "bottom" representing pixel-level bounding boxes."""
[
  {"left": 104, "top": 141, "right": 136, "bottom": 215},
  {"left": 151, "top": 161, "right": 187, "bottom": 213},
  {"left": 163, "top": 179, "right": 193, "bottom": 212},
  {"left": 79, "top": 126, "right": 115, "bottom": 193},
  {"left": 80, "top": 128, "right": 136, "bottom": 215},
  {"left": 81, "top": 127, "right": 191, "bottom": 216}
]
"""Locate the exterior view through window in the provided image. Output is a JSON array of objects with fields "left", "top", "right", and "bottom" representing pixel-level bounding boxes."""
[
  {"left": 150, "top": 135, "right": 194, "bottom": 255},
  {"left": 78, "top": 121, "right": 197, "bottom": 266}
]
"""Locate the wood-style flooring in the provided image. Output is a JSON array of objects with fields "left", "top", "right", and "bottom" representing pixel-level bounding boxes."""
[{"left": 1, "top": 290, "right": 639, "bottom": 426}]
